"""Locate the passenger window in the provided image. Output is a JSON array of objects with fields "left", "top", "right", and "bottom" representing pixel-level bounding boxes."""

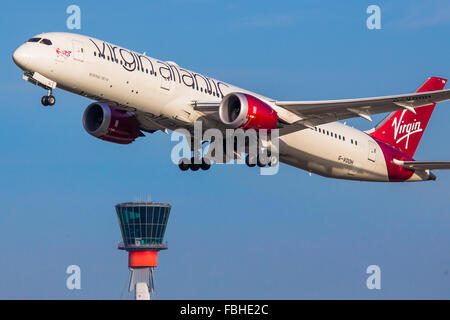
[{"left": 355, "top": 141, "right": 358, "bottom": 146}]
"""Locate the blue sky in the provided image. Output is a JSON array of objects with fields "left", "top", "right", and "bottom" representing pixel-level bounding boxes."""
[{"left": 1, "top": 0, "right": 450, "bottom": 299}]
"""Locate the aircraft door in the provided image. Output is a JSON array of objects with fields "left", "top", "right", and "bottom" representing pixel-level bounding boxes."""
[
  {"left": 72, "top": 40, "right": 84, "bottom": 62},
  {"left": 368, "top": 140, "right": 377, "bottom": 162},
  {"left": 160, "top": 75, "right": 172, "bottom": 92},
  {"left": 159, "top": 64, "right": 176, "bottom": 93}
]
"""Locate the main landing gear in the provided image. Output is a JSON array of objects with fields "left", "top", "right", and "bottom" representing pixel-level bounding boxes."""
[
  {"left": 176, "top": 138, "right": 278, "bottom": 172},
  {"left": 178, "top": 155, "right": 277, "bottom": 171},
  {"left": 245, "top": 154, "right": 278, "bottom": 168},
  {"left": 178, "top": 157, "right": 211, "bottom": 171},
  {"left": 41, "top": 89, "right": 55, "bottom": 106},
  {"left": 178, "top": 138, "right": 212, "bottom": 172}
]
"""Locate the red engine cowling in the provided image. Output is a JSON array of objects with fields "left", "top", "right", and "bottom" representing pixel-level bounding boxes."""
[
  {"left": 82, "top": 102, "right": 142, "bottom": 144},
  {"left": 219, "top": 93, "right": 278, "bottom": 130}
]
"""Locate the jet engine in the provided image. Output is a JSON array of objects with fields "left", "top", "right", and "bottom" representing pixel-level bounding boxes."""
[
  {"left": 82, "top": 102, "right": 142, "bottom": 144},
  {"left": 219, "top": 93, "right": 278, "bottom": 130}
]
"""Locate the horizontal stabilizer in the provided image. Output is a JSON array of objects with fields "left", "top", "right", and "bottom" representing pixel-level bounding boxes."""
[{"left": 393, "top": 159, "right": 450, "bottom": 170}]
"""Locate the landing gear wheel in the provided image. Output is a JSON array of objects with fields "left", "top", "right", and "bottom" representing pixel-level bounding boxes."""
[
  {"left": 200, "top": 158, "right": 211, "bottom": 171},
  {"left": 47, "top": 95, "right": 56, "bottom": 106},
  {"left": 178, "top": 158, "right": 190, "bottom": 171},
  {"left": 268, "top": 155, "right": 279, "bottom": 167},
  {"left": 41, "top": 96, "right": 49, "bottom": 106},
  {"left": 41, "top": 95, "right": 55, "bottom": 106},
  {"left": 245, "top": 155, "right": 257, "bottom": 167},
  {"left": 190, "top": 157, "right": 200, "bottom": 171},
  {"left": 257, "top": 155, "right": 269, "bottom": 168}
]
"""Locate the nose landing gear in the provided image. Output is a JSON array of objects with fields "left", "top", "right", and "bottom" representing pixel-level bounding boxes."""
[
  {"left": 41, "top": 89, "right": 55, "bottom": 106},
  {"left": 21, "top": 72, "right": 57, "bottom": 107}
]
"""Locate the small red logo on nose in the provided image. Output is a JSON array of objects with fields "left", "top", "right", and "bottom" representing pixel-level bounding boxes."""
[{"left": 56, "top": 48, "right": 71, "bottom": 57}]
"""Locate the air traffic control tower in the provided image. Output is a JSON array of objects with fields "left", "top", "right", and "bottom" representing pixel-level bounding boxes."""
[{"left": 115, "top": 202, "right": 171, "bottom": 300}]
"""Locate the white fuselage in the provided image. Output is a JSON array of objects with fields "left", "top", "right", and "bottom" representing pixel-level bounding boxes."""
[{"left": 13, "top": 32, "right": 430, "bottom": 182}]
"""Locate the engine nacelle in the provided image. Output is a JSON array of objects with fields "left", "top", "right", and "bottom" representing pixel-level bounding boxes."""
[
  {"left": 82, "top": 102, "right": 142, "bottom": 144},
  {"left": 219, "top": 93, "right": 278, "bottom": 130}
]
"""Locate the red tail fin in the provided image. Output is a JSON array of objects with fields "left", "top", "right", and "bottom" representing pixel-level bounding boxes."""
[{"left": 370, "top": 77, "right": 447, "bottom": 157}]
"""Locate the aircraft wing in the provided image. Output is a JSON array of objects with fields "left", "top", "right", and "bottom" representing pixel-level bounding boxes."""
[
  {"left": 393, "top": 159, "right": 450, "bottom": 170},
  {"left": 274, "top": 89, "right": 450, "bottom": 127},
  {"left": 194, "top": 89, "right": 450, "bottom": 135}
]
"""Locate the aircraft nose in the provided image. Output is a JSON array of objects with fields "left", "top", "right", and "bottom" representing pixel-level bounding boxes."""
[{"left": 12, "top": 45, "right": 30, "bottom": 70}]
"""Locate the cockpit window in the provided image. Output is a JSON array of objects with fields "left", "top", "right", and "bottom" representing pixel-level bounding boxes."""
[
  {"left": 40, "top": 39, "right": 52, "bottom": 45},
  {"left": 26, "top": 37, "right": 52, "bottom": 45},
  {"left": 27, "top": 37, "right": 41, "bottom": 43}
]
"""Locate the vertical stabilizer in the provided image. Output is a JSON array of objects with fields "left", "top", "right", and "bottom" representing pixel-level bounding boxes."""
[{"left": 370, "top": 77, "right": 447, "bottom": 157}]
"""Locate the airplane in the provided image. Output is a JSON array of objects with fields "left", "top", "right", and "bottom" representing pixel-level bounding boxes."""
[{"left": 11, "top": 32, "right": 450, "bottom": 182}]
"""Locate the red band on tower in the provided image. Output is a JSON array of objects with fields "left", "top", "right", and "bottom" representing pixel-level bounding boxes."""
[{"left": 128, "top": 251, "right": 158, "bottom": 268}]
